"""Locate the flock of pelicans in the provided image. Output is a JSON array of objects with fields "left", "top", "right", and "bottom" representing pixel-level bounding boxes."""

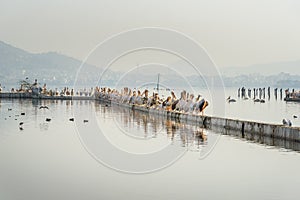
[
  {"left": 226, "top": 96, "right": 265, "bottom": 103},
  {"left": 226, "top": 96, "right": 266, "bottom": 103},
  {"left": 98, "top": 88, "right": 209, "bottom": 114},
  {"left": 98, "top": 87, "right": 297, "bottom": 127}
]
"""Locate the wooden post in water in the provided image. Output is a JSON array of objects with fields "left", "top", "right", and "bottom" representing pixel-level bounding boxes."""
[{"left": 157, "top": 73, "right": 160, "bottom": 94}]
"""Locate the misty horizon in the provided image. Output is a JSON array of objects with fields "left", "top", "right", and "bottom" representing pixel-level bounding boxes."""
[
  {"left": 1, "top": 39, "right": 300, "bottom": 77},
  {"left": 1, "top": 0, "right": 300, "bottom": 68}
]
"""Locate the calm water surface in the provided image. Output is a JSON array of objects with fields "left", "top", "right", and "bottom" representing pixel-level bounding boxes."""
[{"left": 0, "top": 99, "right": 300, "bottom": 200}]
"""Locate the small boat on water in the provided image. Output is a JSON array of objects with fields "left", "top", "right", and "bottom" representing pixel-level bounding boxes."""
[{"left": 284, "top": 91, "right": 300, "bottom": 102}]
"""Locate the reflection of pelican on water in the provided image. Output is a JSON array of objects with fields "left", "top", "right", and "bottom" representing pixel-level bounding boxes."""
[{"left": 107, "top": 103, "right": 209, "bottom": 152}]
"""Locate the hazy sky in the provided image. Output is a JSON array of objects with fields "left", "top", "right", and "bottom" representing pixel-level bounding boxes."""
[{"left": 0, "top": 0, "right": 300, "bottom": 68}]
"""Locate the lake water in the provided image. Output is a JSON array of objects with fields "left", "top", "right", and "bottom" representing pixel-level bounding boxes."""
[
  {"left": 0, "top": 98, "right": 300, "bottom": 200},
  {"left": 222, "top": 88, "right": 300, "bottom": 127}
]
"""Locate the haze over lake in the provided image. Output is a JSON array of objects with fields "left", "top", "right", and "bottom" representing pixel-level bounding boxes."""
[{"left": 1, "top": 0, "right": 300, "bottom": 199}]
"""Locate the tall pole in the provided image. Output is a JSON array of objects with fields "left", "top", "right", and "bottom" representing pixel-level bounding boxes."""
[{"left": 157, "top": 73, "right": 160, "bottom": 94}]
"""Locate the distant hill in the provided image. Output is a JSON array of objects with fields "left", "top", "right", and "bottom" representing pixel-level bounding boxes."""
[
  {"left": 220, "top": 60, "right": 300, "bottom": 88},
  {"left": 0, "top": 41, "right": 106, "bottom": 88},
  {"left": 0, "top": 40, "right": 299, "bottom": 90},
  {"left": 221, "top": 72, "right": 300, "bottom": 88},
  {"left": 221, "top": 60, "right": 300, "bottom": 76}
]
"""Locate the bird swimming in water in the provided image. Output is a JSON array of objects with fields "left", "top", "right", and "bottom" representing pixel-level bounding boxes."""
[
  {"left": 19, "top": 122, "right": 24, "bottom": 130},
  {"left": 8, "top": 108, "right": 12, "bottom": 111},
  {"left": 45, "top": 118, "right": 51, "bottom": 122},
  {"left": 39, "top": 106, "right": 49, "bottom": 109},
  {"left": 83, "top": 119, "right": 89, "bottom": 123},
  {"left": 227, "top": 96, "right": 236, "bottom": 103}
]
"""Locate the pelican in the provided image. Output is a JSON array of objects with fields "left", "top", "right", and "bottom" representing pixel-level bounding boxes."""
[{"left": 282, "top": 119, "right": 292, "bottom": 127}]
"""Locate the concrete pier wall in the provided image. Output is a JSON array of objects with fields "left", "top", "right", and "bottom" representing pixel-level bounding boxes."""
[
  {"left": 0, "top": 92, "right": 32, "bottom": 98},
  {"left": 120, "top": 103, "right": 300, "bottom": 142},
  {"left": 0, "top": 92, "right": 95, "bottom": 100},
  {"left": 207, "top": 116, "right": 300, "bottom": 142}
]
